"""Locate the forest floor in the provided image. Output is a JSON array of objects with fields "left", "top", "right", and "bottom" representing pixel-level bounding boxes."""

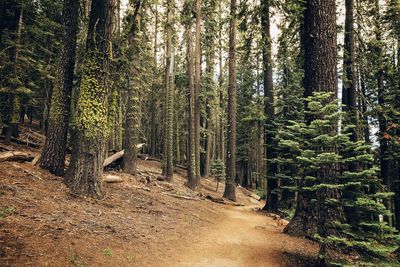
[{"left": 0, "top": 140, "right": 318, "bottom": 267}]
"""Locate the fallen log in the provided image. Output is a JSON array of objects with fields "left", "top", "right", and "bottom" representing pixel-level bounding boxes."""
[
  {"left": 237, "top": 185, "right": 261, "bottom": 201},
  {"left": 206, "top": 194, "right": 226, "bottom": 204},
  {"left": 0, "top": 135, "right": 40, "bottom": 148},
  {"left": 0, "top": 151, "right": 34, "bottom": 163},
  {"left": 20, "top": 127, "right": 46, "bottom": 143},
  {"left": 162, "top": 192, "right": 200, "bottom": 201},
  {"left": 103, "top": 174, "right": 124, "bottom": 183},
  {"left": 103, "top": 150, "right": 125, "bottom": 167}
]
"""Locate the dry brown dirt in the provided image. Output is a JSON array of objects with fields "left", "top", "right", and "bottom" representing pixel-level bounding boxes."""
[{"left": 0, "top": 143, "right": 318, "bottom": 267}]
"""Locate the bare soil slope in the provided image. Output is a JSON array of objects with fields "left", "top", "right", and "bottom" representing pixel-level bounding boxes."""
[{"left": 0, "top": 143, "right": 318, "bottom": 267}]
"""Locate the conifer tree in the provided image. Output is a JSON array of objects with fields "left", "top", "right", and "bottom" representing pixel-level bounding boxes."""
[
  {"left": 224, "top": 0, "right": 237, "bottom": 201},
  {"left": 40, "top": 0, "right": 79, "bottom": 176},
  {"left": 64, "top": 0, "right": 113, "bottom": 196}
]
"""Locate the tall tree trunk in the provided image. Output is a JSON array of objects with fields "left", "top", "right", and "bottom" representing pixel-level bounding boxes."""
[
  {"left": 186, "top": 25, "right": 197, "bottom": 189},
  {"left": 163, "top": 0, "right": 174, "bottom": 181},
  {"left": 261, "top": 0, "right": 278, "bottom": 212},
  {"left": 374, "top": 0, "right": 392, "bottom": 226},
  {"left": 194, "top": 0, "right": 202, "bottom": 184},
  {"left": 4, "top": 4, "right": 23, "bottom": 145},
  {"left": 40, "top": 0, "right": 79, "bottom": 176},
  {"left": 150, "top": 6, "right": 158, "bottom": 157},
  {"left": 64, "top": 0, "right": 113, "bottom": 197},
  {"left": 284, "top": 0, "right": 339, "bottom": 240},
  {"left": 123, "top": 0, "right": 142, "bottom": 175},
  {"left": 223, "top": 0, "right": 237, "bottom": 201},
  {"left": 343, "top": 0, "right": 358, "bottom": 146},
  {"left": 218, "top": 1, "right": 225, "bottom": 162}
]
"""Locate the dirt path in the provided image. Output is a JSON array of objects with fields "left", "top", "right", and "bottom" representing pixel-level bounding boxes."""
[{"left": 161, "top": 205, "right": 318, "bottom": 267}]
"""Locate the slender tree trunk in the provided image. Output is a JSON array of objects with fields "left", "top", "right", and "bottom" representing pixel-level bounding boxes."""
[
  {"left": 218, "top": 17, "right": 225, "bottom": 162},
  {"left": 150, "top": 5, "right": 158, "bottom": 157},
  {"left": 223, "top": 0, "right": 237, "bottom": 201},
  {"left": 4, "top": 4, "right": 23, "bottom": 145},
  {"left": 261, "top": 0, "right": 278, "bottom": 212},
  {"left": 40, "top": 0, "right": 79, "bottom": 176},
  {"left": 374, "top": 0, "right": 392, "bottom": 226},
  {"left": 343, "top": 0, "right": 358, "bottom": 146},
  {"left": 64, "top": 0, "right": 113, "bottom": 197},
  {"left": 163, "top": 0, "right": 174, "bottom": 180},
  {"left": 194, "top": 0, "right": 202, "bottom": 184},
  {"left": 186, "top": 26, "right": 196, "bottom": 188}
]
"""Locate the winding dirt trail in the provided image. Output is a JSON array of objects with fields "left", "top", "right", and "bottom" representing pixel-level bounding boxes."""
[{"left": 161, "top": 205, "right": 318, "bottom": 267}]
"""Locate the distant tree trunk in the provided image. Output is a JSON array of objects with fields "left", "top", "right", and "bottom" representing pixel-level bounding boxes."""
[
  {"left": 150, "top": 6, "right": 158, "bottom": 157},
  {"left": 204, "top": 9, "right": 216, "bottom": 178},
  {"left": 4, "top": 4, "right": 23, "bottom": 145},
  {"left": 186, "top": 25, "right": 197, "bottom": 189},
  {"left": 163, "top": 0, "right": 174, "bottom": 181},
  {"left": 218, "top": 1, "right": 225, "bottom": 162},
  {"left": 64, "top": 0, "right": 113, "bottom": 197},
  {"left": 223, "top": 0, "right": 237, "bottom": 202},
  {"left": 342, "top": 0, "right": 358, "bottom": 148},
  {"left": 194, "top": 0, "right": 202, "bottom": 184},
  {"left": 373, "top": 0, "right": 393, "bottom": 226},
  {"left": 261, "top": 0, "right": 278, "bottom": 212},
  {"left": 40, "top": 0, "right": 79, "bottom": 176},
  {"left": 285, "top": 0, "right": 339, "bottom": 240}
]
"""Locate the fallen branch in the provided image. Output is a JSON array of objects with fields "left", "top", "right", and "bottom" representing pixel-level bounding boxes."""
[
  {"left": 9, "top": 163, "right": 42, "bottom": 180},
  {"left": 162, "top": 192, "right": 200, "bottom": 201},
  {"left": 31, "top": 155, "right": 40, "bottom": 166},
  {"left": 0, "top": 151, "right": 34, "bottom": 162},
  {"left": 0, "top": 143, "right": 13, "bottom": 151},
  {"left": 132, "top": 185, "right": 151, "bottom": 192}
]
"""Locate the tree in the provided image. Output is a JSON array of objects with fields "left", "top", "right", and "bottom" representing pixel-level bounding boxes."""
[
  {"left": 223, "top": 0, "right": 237, "bottom": 201},
  {"left": 285, "top": 0, "right": 339, "bottom": 237},
  {"left": 123, "top": 0, "right": 143, "bottom": 175},
  {"left": 163, "top": 0, "right": 174, "bottom": 181},
  {"left": 40, "top": 0, "right": 79, "bottom": 176},
  {"left": 342, "top": 0, "right": 358, "bottom": 147},
  {"left": 2, "top": 1, "right": 23, "bottom": 145},
  {"left": 261, "top": 0, "right": 278, "bottom": 212},
  {"left": 64, "top": 0, "right": 113, "bottom": 196},
  {"left": 194, "top": 0, "right": 202, "bottom": 183}
]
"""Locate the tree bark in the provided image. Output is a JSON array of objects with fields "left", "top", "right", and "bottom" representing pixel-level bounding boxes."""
[
  {"left": 186, "top": 24, "right": 197, "bottom": 189},
  {"left": 223, "top": 0, "right": 237, "bottom": 202},
  {"left": 64, "top": 0, "right": 113, "bottom": 197},
  {"left": 343, "top": 0, "right": 358, "bottom": 140},
  {"left": 40, "top": 0, "right": 79, "bottom": 176},
  {"left": 123, "top": 0, "right": 142, "bottom": 175},
  {"left": 163, "top": 0, "right": 174, "bottom": 181},
  {"left": 285, "top": 0, "right": 339, "bottom": 239},
  {"left": 194, "top": 0, "right": 202, "bottom": 184},
  {"left": 261, "top": 0, "right": 278, "bottom": 212}
]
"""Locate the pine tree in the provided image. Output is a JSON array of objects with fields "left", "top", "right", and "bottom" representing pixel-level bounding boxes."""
[
  {"left": 40, "top": 0, "right": 79, "bottom": 176},
  {"left": 64, "top": 0, "right": 113, "bottom": 196},
  {"left": 163, "top": 0, "right": 175, "bottom": 181},
  {"left": 223, "top": 0, "right": 237, "bottom": 201}
]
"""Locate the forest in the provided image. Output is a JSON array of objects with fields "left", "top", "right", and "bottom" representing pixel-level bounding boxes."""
[{"left": 0, "top": 0, "right": 400, "bottom": 266}]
